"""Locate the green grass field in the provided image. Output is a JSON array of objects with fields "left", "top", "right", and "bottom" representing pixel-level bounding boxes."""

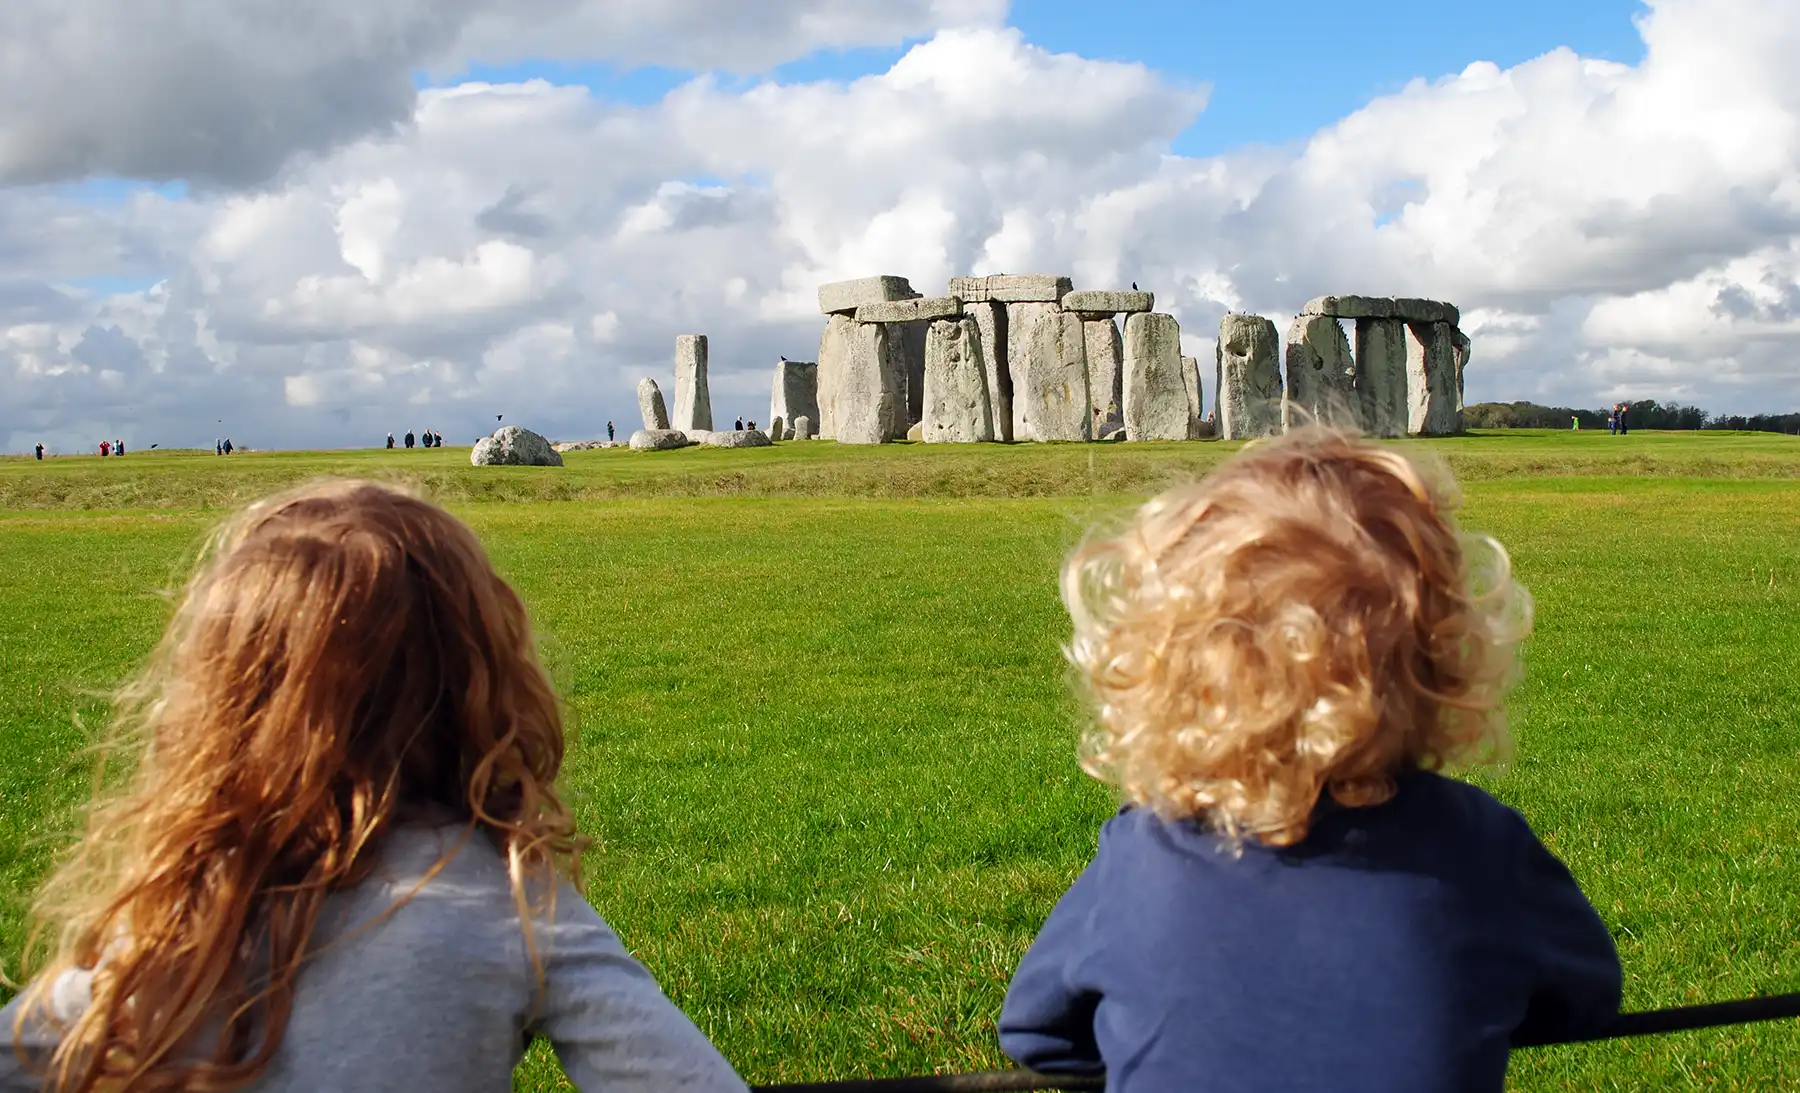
[{"left": 2, "top": 431, "right": 1798, "bottom": 1090}]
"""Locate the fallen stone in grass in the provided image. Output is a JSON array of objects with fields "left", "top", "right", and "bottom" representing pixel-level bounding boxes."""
[
  {"left": 701, "top": 429, "right": 772, "bottom": 448},
  {"left": 629, "top": 429, "right": 691, "bottom": 451},
  {"left": 471, "top": 426, "right": 563, "bottom": 466}
]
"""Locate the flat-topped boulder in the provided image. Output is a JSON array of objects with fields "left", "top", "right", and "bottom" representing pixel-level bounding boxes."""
[
  {"left": 701, "top": 429, "right": 772, "bottom": 448},
  {"left": 1063, "top": 290, "right": 1154, "bottom": 315},
  {"left": 471, "top": 426, "right": 563, "bottom": 466},
  {"left": 818, "top": 275, "right": 919, "bottom": 315},
  {"left": 1300, "top": 295, "right": 1459, "bottom": 326},
  {"left": 855, "top": 295, "right": 963, "bottom": 324},
  {"left": 948, "top": 274, "right": 1072, "bottom": 304},
  {"left": 629, "top": 428, "right": 690, "bottom": 451}
]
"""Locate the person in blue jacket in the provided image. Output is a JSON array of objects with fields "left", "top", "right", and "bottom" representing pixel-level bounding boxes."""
[{"left": 999, "top": 428, "right": 1621, "bottom": 1093}]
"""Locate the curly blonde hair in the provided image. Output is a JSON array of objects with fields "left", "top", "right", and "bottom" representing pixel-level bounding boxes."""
[
  {"left": 10, "top": 479, "right": 585, "bottom": 1093},
  {"left": 1063, "top": 428, "right": 1531, "bottom": 848}
]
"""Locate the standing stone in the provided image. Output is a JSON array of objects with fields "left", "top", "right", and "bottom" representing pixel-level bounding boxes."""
[
  {"left": 1181, "top": 355, "right": 1202, "bottom": 439},
  {"left": 1284, "top": 315, "right": 1355, "bottom": 431},
  {"left": 1406, "top": 322, "right": 1461, "bottom": 436},
  {"left": 1013, "top": 307, "right": 1091, "bottom": 442},
  {"left": 770, "top": 359, "right": 820, "bottom": 440},
  {"left": 769, "top": 416, "right": 785, "bottom": 442},
  {"left": 636, "top": 378, "right": 670, "bottom": 431},
  {"left": 816, "top": 315, "right": 856, "bottom": 440},
  {"left": 1354, "top": 318, "right": 1408, "bottom": 438},
  {"left": 1217, "top": 313, "right": 1283, "bottom": 440},
  {"left": 969, "top": 301, "right": 1012, "bottom": 442},
  {"left": 1122, "top": 313, "right": 1190, "bottom": 441},
  {"left": 792, "top": 415, "right": 813, "bottom": 441},
  {"left": 672, "top": 335, "right": 712, "bottom": 432},
  {"left": 1450, "top": 326, "right": 1471, "bottom": 416},
  {"left": 922, "top": 316, "right": 993, "bottom": 443},
  {"left": 837, "top": 321, "right": 906, "bottom": 444},
  {"left": 1083, "top": 318, "right": 1124, "bottom": 435}
]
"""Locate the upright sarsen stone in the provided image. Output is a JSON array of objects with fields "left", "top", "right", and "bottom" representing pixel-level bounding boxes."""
[
  {"left": 636, "top": 378, "right": 670, "bottom": 431},
  {"left": 1406, "top": 322, "right": 1461, "bottom": 436},
  {"left": 816, "top": 314, "right": 856, "bottom": 439},
  {"left": 1122, "top": 312, "right": 1189, "bottom": 441},
  {"left": 1450, "top": 326, "right": 1471, "bottom": 416},
  {"left": 1217, "top": 313, "right": 1282, "bottom": 440},
  {"left": 769, "top": 359, "right": 820, "bottom": 440},
  {"left": 1181, "top": 355, "right": 1202, "bottom": 439},
  {"left": 1013, "top": 307, "right": 1091, "bottom": 442},
  {"left": 922, "top": 317, "right": 993, "bottom": 443},
  {"left": 969, "top": 301, "right": 1012, "bottom": 442},
  {"left": 836, "top": 321, "right": 906, "bottom": 444},
  {"left": 672, "top": 335, "right": 712, "bottom": 432},
  {"left": 1084, "top": 317, "right": 1124, "bottom": 432},
  {"left": 1284, "top": 315, "right": 1355, "bottom": 431},
  {"left": 1354, "top": 318, "right": 1407, "bottom": 438}
]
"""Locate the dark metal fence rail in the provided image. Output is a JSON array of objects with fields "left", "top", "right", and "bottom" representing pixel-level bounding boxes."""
[{"left": 751, "top": 992, "right": 1800, "bottom": 1093}]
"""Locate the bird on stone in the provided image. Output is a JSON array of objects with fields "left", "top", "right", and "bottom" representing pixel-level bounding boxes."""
[
  {"left": 779, "top": 354, "right": 787, "bottom": 361},
  {"left": 1132, "top": 281, "right": 1139, "bottom": 290},
  {"left": 497, "top": 414, "right": 503, "bottom": 421}
]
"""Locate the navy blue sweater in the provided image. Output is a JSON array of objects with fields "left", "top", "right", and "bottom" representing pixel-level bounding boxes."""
[{"left": 998, "top": 773, "right": 1621, "bottom": 1093}]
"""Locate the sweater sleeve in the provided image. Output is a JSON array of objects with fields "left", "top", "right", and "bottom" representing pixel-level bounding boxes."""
[
  {"left": 996, "top": 826, "right": 1113, "bottom": 1075},
  {"left": 1505, "top": 817, "right": 1623, "bottom": 1046},
  {"left": 530, "top": 884, "right": 748, "bottom": 1093}
]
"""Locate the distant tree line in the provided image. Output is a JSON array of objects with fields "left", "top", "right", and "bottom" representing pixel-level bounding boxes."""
[{"left": 1464, "top": 400, "right": 1800, "bottom": 434}]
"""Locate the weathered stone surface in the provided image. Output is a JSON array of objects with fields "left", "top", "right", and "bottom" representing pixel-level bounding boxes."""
[
  {"left": 1063, "top": 290, "right": 1154, "bottom": 314},
  {"left": 1301, "top": 295, "right": 1460, "bottom": 327},
  {"left": 629, "top": 428, "right": 691, "bottom": 451},
  {"left": 906, "top": 421, "right": 923, "bottom": 441},
  {"left": 471, "top": 426, "right": 563, "bottom": 466},
  {"left": 701, "top": 429, "right": 773, "bottom": 448},
  {"left": 1406, "top": 322, "right": 1461, "bottom": 436},
  {"left": 816, "top": 315, "right": 856, "bottom": 439},
  {"left": 769, "top": 416, "right": 785, "bottom": 441},
  {"left": 948, "top": 274, "right": 1073, "bottom": 304},
  {"left": 672, "top": 334, "right": 712, "bottom": 432},
  {"left": 636, "top": 377, "right": 670, "bottom": 431},
  {"left": 1012, "top": 307, "right": 1091, "bottom": 442},
  {"left": 1450, "top": 326, "right": 1471, "bottom": 414},
  {"left": 968, "top": 301, "right": 1012, "bottom": 442},
  {"left": 1354, "top": 318, "right": 1408, "bottom": 438},
  {"left": 1181, "top": 355, "right": 1202, "bottom": 440},
  {"left": 855, "top": 296, "right": 963, "bottom": 324},
  {"left": 837, "top": 320, "right": 906, "bottom": 444},
  {"left": 1083, "top": 318, "right": 1123, "bottom": 433},
  {"left": 1217, "top": 313, "right": 1283, "bottom": 440},
  {"left": 922, "top": 316, "right": 993, "bottom": 443},
  {"left": 792, "top": 415, "right": 813, "bottom": 441},
  {"left": 1121, "top": 313, "right": 1190, "bottom": 442},
  {"left": 1283, "top": 314, "right": 1356, "bottom": 431},
  {"left": 818, "top": 275, "right": 918, "bottom": 315},
  {"left": 551, "top": 440, "right": 616, "bottom": 452},
  {"left": 770, "top": 359, "right": 819, "bottom": 440}
]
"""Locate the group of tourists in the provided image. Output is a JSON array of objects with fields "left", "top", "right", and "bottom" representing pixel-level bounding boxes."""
[
  {"left": 1608, "top": 403, "right": 1631, "bottom": 434},
  {"left": 0, "top": 429, "right": 1620, "bottom": 1093},
  {"left": 93, "top": 439, "right": 125, "bottom": 456},
  {"left": 388, "top": 430, "right": 444, "bottom": 449},
  {"left": 213, "top": 438, "right": 235, "bottom": 455}
]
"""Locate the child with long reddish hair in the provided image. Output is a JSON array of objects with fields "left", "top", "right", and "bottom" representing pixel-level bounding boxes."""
[
  {"left": 3, "top": 480, "right": 746, "bottom": 1093},
  {"left": 998, "top": 429, "right": 1620, "bottom": 1093}
]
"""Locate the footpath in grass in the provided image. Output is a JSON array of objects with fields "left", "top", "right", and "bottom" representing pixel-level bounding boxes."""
[
  {"left": 1, "top": 452, "right": 1797, "bottom": 1090},
  {"left": 2, "top": 429, "right": 1799, "bottom": 511}
]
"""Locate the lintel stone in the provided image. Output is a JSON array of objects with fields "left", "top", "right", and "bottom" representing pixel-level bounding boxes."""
[
  {"left": 1062, "top": 290, "right": 1154, "bottom": 314},
  {"left": 855, "top": 295, "right": 964, "bottom": 324},
  {"left": 947, "top": 274, "right": 1073, "bottom": 304},
  {"left": 818, "top": 275, "right": 920, "bottom": 315}
]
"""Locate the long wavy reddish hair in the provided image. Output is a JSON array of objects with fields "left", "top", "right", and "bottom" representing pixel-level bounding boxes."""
[
  {"left": 9, "top": 479, "right": 584, "bottom": 1092},
  {"left": 1063, "top": 429, "right": 1532, "bottom": 847}
]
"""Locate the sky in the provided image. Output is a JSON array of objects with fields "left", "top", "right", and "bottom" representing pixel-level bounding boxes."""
[{"left": 3, "top": 0, "right": 1798, "bottom": 452}]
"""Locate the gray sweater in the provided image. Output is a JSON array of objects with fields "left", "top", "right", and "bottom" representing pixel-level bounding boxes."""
[{"left": 1, "top": 825, "right": 748, "bottom": 1092}]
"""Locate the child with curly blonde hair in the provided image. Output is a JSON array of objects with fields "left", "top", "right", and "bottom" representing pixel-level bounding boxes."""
[
  {"left": 3, "top": 481, "right": 746, "bottom": 1093},
  {"left": 998, "top": 429, "right": 1620, "bottom": 1093}
]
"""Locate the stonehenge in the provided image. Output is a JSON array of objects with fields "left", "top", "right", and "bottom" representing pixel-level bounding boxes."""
[
  {"left": 634, "top": 281, "right": 1470, "bottom": 449},
  {"left": 471, "top": 426, "right": 563, "bottom": 466}
]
